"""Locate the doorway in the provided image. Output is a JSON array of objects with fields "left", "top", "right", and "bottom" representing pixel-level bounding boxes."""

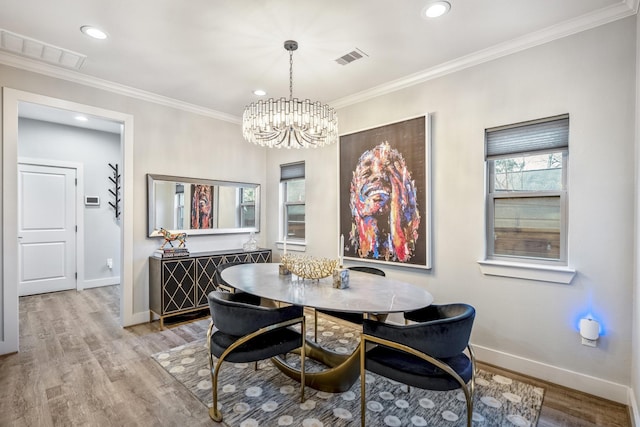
[{"left": 1, "top": 88, "right": 135, "bottom": 354}]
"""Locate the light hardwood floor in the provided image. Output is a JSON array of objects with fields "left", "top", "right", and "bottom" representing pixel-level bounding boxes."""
[{"left": 0, "top": 285, "right": 632, "bottom": 426}]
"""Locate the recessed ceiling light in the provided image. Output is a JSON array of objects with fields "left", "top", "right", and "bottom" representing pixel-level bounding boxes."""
[
  {"left": 253, "top": 89, "right": 266, "bottom": 96},
  {"left": 424, "top": 1, "right": 451, "bottom": 18},
  {"left": 75, "top": 115, "right": 88, "bottom": 122},
  {"left": 80, "top": 25, "right": 108, "bottom": 40}
]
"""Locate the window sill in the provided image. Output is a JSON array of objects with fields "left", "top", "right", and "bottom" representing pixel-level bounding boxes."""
[
  {"left": 276, "top": 240, "right": 307, "bottom": 253},
  {"left": 477, "top": 260, "right": 576, "bottom": 284}
]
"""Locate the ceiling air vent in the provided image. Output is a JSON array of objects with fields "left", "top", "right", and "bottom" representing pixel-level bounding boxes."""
[
  {"left": 335, "top": 48, "right": 368, "bottom": 66},
  {"left": 0, "top": 29, "right": 86, "bottom": 69}
]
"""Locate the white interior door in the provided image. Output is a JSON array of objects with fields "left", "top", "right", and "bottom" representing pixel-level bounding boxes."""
[{"left": 18, "top": 163, "right": 76, "bottom": 296}]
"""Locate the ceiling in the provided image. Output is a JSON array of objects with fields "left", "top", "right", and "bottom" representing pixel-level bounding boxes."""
[
  {"left": 0, "top": 0, "right": 636, "bottom": 128},
  {"left": 19, "top": 101, "right": 123, "bottom": 133}
]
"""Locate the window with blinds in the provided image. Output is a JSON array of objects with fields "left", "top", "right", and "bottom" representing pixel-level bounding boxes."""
[
  {"left": 486, "top": 114, "right": 569, "bottom": 263},
  {"left": 280, "top": 162, "right": 306, "bottom": 240}
]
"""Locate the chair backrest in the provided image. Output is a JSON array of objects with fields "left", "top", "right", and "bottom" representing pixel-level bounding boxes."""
[
  {"left": 365, "top": 303, "right": 475, "bottom": 358},
  {"left": 214, "top": 261, "right": 244, "bottom": 289},
  {"left": 208, "top": 291, "right": 262, "bottom": 336},
  {"left": 208, "top": 291, "right": 302, "bottom": 337},
  {"left": 348, "top": 266, "right": 386, "bottom": 276},
  {"left": 405, "top": 303, "right": 469, "bottom": 323},
  {"left": 415, "top": 303, "right": 475, "bottom": 357}
]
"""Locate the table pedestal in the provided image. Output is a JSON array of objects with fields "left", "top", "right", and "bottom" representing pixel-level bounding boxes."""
[{"left": 272, "top": 339, "right": 361, "bottom": 393}]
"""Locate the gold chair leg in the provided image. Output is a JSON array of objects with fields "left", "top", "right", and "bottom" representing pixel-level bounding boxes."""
[
  {"left": 208, "top": 353, "right": 223, "bottom": 422},
  {"left": 314, "top": 310, "right": 318, "bottom": 342},
  {"left": 464, "top": 387, "right": 473, "bottom": 427},
  {"left": 206, "top": 322, "right": 222, "bottom": 422},
  {"left": 300, "top": 318, "right": 306, "bottom": 402},
  {"left": 210, "top": 369, "right": 223, "bottom": 422},
  {"left": 360, "top": 340, "right": 366, "bottom": 427},
  {"left": 209, "top": 406, "right": 222, "bottom": 423}
]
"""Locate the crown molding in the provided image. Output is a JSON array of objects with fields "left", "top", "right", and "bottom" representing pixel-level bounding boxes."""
[
  {"left": 330, "top": 1, "right": 637, "bottom": 110},
  {"left": 0, "top": 51, "right": 240, "bottom": 124}
]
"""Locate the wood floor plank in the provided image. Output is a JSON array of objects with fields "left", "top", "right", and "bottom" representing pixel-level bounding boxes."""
[
  {"left": 0, "top": 364, "right": 54, "bottom": 426},
  {"left": 478, "top": 362, "right": 632, "bottom": 427},
  {"left": 0, "top": 285, "right": 632, "bottom": 427},
  {"left": 0, "top": 286, "right": 222, "bottom": 427}
]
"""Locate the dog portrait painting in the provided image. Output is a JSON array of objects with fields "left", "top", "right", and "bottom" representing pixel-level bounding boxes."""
[{"left": 339, "top": 115, "right": 431, "bottom": 268}]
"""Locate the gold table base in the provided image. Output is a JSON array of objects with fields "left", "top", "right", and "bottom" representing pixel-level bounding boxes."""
[{"left": 272, "top": 339, "right": 361, "bottom": 393}]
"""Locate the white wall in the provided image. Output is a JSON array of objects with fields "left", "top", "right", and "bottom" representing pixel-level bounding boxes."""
[
  {"left": 267, "top": 17, "right": 636, "bottom": 402},
  {"left": 0, "top": 63, "right": 267, "bottom": 337},
  {"left": 18, "top": 118, "right": 122, "bottom": 288}
]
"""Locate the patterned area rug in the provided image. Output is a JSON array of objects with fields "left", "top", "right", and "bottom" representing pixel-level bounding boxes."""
[{"left": 152, "top": 316, "right": 544, "bottom": 426}]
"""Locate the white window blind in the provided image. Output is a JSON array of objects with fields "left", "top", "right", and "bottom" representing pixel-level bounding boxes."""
[
  {"left": 486, "top": 114, "right": 569, "bottom": 159},
  {"left": 280, "top": 162, "right": 305, "bottom": 181}
]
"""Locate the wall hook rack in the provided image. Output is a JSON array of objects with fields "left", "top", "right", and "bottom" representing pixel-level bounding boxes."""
[{"left": 108, "top": 163, "right": 121, "bottom": 219}]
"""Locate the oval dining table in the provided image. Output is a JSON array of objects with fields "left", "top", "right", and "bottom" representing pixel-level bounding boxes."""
[{"left": 220, "top": 262, "right": 434, "bottom": 393}]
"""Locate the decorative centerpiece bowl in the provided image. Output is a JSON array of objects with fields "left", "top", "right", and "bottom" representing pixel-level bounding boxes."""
[{"left": 281, "top": 254, "right": 339, "bottom": 280}]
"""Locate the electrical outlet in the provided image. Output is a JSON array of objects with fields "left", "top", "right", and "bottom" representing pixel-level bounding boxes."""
[{"left": 581, "top": 337, "right": 597, "bottom": 347}]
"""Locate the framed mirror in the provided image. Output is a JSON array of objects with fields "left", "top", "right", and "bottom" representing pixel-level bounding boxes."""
[{"left": 147, "top": 174, "right": 260, "bottom": 237}]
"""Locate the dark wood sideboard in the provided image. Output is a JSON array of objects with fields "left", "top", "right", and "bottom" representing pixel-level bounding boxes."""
[{"left": 149, "top": 248, "right": 272, "bottom": 329}]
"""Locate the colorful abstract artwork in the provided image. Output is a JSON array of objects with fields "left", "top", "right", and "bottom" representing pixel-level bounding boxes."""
[{"left": 339, "top": 115, "right": 431, "bottom": 268}]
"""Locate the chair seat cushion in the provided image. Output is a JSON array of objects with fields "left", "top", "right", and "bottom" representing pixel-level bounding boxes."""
[
  {"left": 210, "top": 327, "right": 302, "bottom": 363},
  {"left": 365, "top": 345, "right": 473, "bottom": 391}
]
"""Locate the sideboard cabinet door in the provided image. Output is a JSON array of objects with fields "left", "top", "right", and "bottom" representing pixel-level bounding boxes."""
[
  {"left": 195, "top": 256, "right": 220, "bottom": 307},
  {"left": 161, "top": 258, "right": 196, "bottom": 314}
]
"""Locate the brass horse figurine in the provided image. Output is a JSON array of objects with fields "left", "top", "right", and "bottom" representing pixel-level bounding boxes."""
[{"left": 159, "top": 227, "right": 187, "bottom": 249}]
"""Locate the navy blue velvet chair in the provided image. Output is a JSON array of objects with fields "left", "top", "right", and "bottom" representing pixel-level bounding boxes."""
[
  {"left": 214, "top": 261, "right": 262, "bottom": 304},
  {"left": 314, "top": 266, "right": 386, "bottom": 341},
  {"left": 360, "top": 303, "right": 476, "bottom": 427},
  {"left": 206, "top": 291, "right": 306, "bottom": 422},
  {"left": 213, "top": 261, "right": 241, "bottom": 293},
  {"left": 347, "top": 265, "right": 387, "bottom": 276}
]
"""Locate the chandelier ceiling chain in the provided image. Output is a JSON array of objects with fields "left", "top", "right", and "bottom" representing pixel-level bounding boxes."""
[
  {"left": 242, "top": 40, "right": 338, "bottom": 149},
  {"left": 289, "top": 49, "right": 293, "bottom": 99}
]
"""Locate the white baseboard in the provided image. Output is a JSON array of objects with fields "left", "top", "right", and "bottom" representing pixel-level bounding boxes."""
[
  {"left": 0, "top": 341, "right": 18, "bottom": 356},
  {"left": 630, "top": 387, "right": 640, "bottom": 427},
  {"left": 127, "top": 310, "right": 151, "bottom": 327},
  {"left": 473, "top": 344, "right": 629, "bottom": 404},
  {"left": 82, "top": 276, "right": 120, "bottom": 289}
]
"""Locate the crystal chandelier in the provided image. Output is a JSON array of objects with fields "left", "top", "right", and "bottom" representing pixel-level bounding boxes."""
[{"left": 242, "top": 40, "right": 338, "bottom": 149}]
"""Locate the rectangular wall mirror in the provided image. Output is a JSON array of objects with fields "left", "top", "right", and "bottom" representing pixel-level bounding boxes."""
[{"left": 147, "top": 174, "right": 260, "bottom": 237}]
